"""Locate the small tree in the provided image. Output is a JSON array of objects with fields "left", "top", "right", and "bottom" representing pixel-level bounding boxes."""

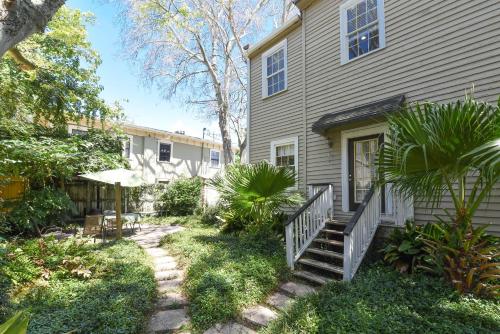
[{"left": 378, "top": 97, "right": 500, "bottom": 226}]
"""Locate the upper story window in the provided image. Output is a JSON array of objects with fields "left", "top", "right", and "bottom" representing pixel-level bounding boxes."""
[
  {"left": 210, "top": 149, "right": 221, "bottom": 168},
  {"left": 158, "top": 142, "right": 172, "bottom": 162},
  {"left": 261, "top": 39, "right": 287, "bottom": 98},
  {"left": 340, "top": 0, "right": 385, "bottom": 64},
  {"left": 123, "top": 135, "right": 133, "bottom": 159}
]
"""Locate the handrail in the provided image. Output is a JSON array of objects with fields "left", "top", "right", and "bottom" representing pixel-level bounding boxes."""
[
  {"left": 284, "top": 185, "right": 329, "bottom": 226},
  {"left": 343, "top": 186, "right": 375, "bottom": 236}
]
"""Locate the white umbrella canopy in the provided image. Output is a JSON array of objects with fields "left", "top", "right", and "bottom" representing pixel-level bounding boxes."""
[{"left": 79, "top": 168, "right": 152, "bottom": 187}]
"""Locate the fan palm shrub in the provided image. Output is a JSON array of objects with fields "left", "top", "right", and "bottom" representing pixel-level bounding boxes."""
[
  {"left": 210, "top": 162, "right": 303, "bottom": 233},
  {"left": 377, "top": 96, "right": 500, "bottom": 295}
]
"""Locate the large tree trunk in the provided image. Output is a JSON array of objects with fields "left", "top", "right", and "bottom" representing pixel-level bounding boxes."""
[
  {"left": 218, "top": 105, "right": 233, "bottom": 165},
  {"left": 0, "top": 0, "right": 65, "bottom": 57}
]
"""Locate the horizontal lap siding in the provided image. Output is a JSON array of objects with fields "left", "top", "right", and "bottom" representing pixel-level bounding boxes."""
[
  {"left": 249, "top": 28, "right": 307, "bottom": 192},
  {"left": 304, "top": 0, "right": 500, "bottom": 235}
]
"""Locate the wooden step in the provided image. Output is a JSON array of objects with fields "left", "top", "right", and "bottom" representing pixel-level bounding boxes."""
[
  {"left": 322, "top": 229, "right": 343, "bottom": 236},
  {"left": 314, "top": 238, "right": 344, "bottom": 247},
  {"left": 305, "top": 248, "right": 343, "bottom": 259},
  {"left": 298, "top": 258, "right": 344, "bottom": 275},
  {"left": 293, "top": 270, "right": 333, "bottom": 285}
]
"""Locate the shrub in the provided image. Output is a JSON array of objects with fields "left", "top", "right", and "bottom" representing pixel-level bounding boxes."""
[
  {"left": 210, "top": 162, "right": 303, "bottom": 233},
  {"left": 158, "top": 178, "right": 202, "bottom": 216},
  {"left": 380, "top": 220, "right": 429, "bottom": 273},
  {"left": 421, "top": 219, "right": 499, "bottom": 297},
  {"left": 200, "top": 205, "right": 223, "bottom": 226},
  {"left": 5, "top": 188, "right": 76, "bottom": 236}
]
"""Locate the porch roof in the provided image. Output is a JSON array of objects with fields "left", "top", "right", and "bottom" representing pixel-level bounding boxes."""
[{"left": 311, "top": 94, "right": 406, "bottom": 134}]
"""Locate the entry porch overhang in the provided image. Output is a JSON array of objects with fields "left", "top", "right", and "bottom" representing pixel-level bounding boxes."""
[{"left": 311, "top": 95, "right": 406, "bottom": 135}]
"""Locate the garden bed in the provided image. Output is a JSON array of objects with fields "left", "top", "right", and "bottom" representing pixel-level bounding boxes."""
[
  {"left": 0, "top": 237, "right": 156, "bottom": 333},
  {"left": 159, "top": 218, "right": 289, "bottom": 332},
  {"left": 263, "top": 265, "right": 500, "bottom": 333}
]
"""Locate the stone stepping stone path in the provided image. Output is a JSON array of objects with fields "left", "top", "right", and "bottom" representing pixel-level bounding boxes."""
[
  {"left": 204, "top": 281, "right": 317, "bottom": 333},
  {"left": 127, "top": 224, "right": 190, "bottom": 333}
]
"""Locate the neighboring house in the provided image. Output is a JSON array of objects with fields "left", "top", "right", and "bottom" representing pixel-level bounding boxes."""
[
  {"left": 68, "top": 122, "right": 230, "bottom": 183},
  {"left": 246, "top": 0, "right": 500, "bottom": 282},
  {"left": 67, "top": 122, "right": 234, "bottom": 213}
]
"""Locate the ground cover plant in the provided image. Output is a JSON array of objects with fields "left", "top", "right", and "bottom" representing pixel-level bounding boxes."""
[
  {"left": 159, "top": 217, "right": 289, "bottom": 332},
  {"left": 263, "top": 265, "right": 500, "bottom": 334},
  {"left": 0, "top": 237, "right": 156, "bottom": 334}
]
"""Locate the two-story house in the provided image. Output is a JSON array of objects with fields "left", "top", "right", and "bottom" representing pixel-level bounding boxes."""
[
  {"left": 67, "top": 121, "right": 233, "bottom": 214},
  {"left": 246, "top": 0, "right": 500, "bottom": 283}
]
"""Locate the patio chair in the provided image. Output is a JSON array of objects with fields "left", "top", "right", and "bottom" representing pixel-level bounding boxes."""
[
  {"left": 104, "top": 217, "right": 118, "bottom": 239},
  {"left": 82, "top": 215, "right": 104, "bottom": 242}
]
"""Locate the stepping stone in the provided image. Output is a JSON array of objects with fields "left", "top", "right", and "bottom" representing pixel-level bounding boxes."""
[
  {"left": 156, "top": 292, "right": 188, "bottom": 310},
  {"left": 280, "top": 281, "right": 316, "bottom": 297},
  {"left": 241, "top": 305, "right": 277, "bottom": 328},
  {"left": 154, "top": 261, "right": 178, "bottom": 271},
  {"left": 204, "top": 321, "right": 256, "bottom": 334},
  {"left": 153, "top": 255, "right": 177, "bottom": 264},
  {"left": 147, "top": 308, "right": 189, "bottom": 333},
  {"left": 266, "top": 292, "right": 293, "bottom": 310},
  {"left": 158, "top": 278, "right": 183, "bottom": 293},
  {"left": 145, "top": 248, "right": 168, "bottom": 257},
  {"left": 155, "top": 270, "right": 183, "bottom": 281}
]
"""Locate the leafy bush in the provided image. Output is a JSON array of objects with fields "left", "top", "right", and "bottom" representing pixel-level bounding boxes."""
[
  {"left": 5, "top": 188, "right": 76, "bottom": 236},
  {"left": 160, "top": 219, "right": 288, "bottom": 331},
  {"left": 199, "top": 205, "right": 223, "bottom": 226},
  {"left": 210, "top": 162, "right": 303, "bottom": 233},
  {"left": 127, "top": 184, "right": 166, "bottom": 212},
  {"left": 0, "top": 238, "right": 156, "bottom": 334},
  {"left": 263, "top": 265, "right": 500, "bottom": 333},
  {"left": 421, "top": 220, "right": 499, "bottom": 297},
  {"left": 158, "top": 178, "right": 202, "bottom": 216},
  {"left": 381, "top": 220, "right": 429, "bottom": 273}
]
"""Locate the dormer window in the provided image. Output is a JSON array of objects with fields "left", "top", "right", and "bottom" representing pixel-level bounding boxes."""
[
  {"left": 340, "top": 0, "right": 385, "bottom": 64},
  {"left": 261, "top": 39, "right": 287, "bottom": 98}
]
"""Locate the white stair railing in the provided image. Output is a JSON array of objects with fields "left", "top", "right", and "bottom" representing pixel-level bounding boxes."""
[
  {"left": 285, "top": 184, "right": 334, "bottom": 270},
  {"left": 343, "top": 186, "right": 381, "bottom": 281},
  {"left": 384, "top": 184, "right": 414, "bottom": 226}
]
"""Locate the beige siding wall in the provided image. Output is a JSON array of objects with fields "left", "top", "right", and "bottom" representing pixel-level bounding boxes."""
[
  {"left": 249, "top": 27, "right": 306, "bottom": 191},
  {"left": 249, "top": 0, "right": 500, "bottom": 234}
]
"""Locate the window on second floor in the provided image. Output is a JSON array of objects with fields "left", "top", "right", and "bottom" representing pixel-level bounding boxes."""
[
  {"left": 158, "top": 142, "right": 172, "bottom": 162},
  {"left": 340, "top": 0, "right": 385, "bottom": 64},
  {"left": 261, "top": 39, "right": 287, "bottom": 98},
  {"left": 210, "top": 149, "right": 221, "bottom": 168}
]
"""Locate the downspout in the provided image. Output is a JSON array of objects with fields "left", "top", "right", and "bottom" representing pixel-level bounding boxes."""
[
  {"left": 301, "top": 11, "right": 307, "bottom": 190},
  {"left": 246, "top": 54, "right": 251, "bottom": 164}
]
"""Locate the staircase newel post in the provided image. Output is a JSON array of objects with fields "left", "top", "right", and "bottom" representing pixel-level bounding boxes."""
[
  {"left": 285, "top": 223, "right": 294, "bottom": 270},
  {"left": 343, "top": 235, "right": 351, "bottom": 281}
]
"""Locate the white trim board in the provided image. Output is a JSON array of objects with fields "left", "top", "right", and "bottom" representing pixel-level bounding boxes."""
[{"left": 340, "top": 123, "right": 388, "bottom": 212}]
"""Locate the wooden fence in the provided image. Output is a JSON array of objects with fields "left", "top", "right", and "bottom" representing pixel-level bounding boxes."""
[{"left": 0, "top": 177, "right": 26, "bottom": 212}]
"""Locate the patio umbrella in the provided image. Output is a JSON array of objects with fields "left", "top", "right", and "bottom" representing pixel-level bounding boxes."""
[{"left": 79, "top": 168, "right": 153, "bottom": 239}]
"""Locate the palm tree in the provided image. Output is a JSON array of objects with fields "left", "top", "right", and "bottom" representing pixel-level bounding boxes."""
[
  {"left": 210, "top": 162, "right": 303, "bottom": 226},
  {"left": 377, "top": 97, "right": 500, "bottom": 226}
]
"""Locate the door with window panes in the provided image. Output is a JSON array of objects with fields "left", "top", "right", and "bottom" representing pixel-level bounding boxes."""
[{"left": 348, "top": 134, "right": 384, "bottom": 212}]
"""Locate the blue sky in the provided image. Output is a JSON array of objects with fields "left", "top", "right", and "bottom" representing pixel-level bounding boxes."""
[{"left": 66, "top": 0, "right": 220, "bottom": 139}]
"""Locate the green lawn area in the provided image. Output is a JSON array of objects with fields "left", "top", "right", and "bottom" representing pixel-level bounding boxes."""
[
  {"left": 263, "top": 265, "right": 500, "bottom": 334},
  {"left": 0, "top": 237, "right": 156, "bottom": 333},
  {"left": 160, "top": 217, "right": 289, "bottom": 332}
]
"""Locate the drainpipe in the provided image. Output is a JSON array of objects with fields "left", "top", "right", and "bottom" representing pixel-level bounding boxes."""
[{"left": 200, "top": 128, "right": 207, "bottom": 175}]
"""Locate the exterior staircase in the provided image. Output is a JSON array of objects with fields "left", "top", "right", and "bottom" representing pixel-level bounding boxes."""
[{"left": 292, "top": 216, "right": 349, "bottom": 285}]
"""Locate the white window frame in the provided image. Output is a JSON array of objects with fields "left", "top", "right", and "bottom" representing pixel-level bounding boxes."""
[
  {"left": 68, "top": 124, "right": 88, "bottom": 136},
  {"left": 261, "top": 39, "right": 288, "bottom": 99},
  {"left": 122, "top": 135, "right": 133, "bottom": 159},
  {"left": 157, "top": 141, "right": 173, "bottom": 163},
  {"left": 209, "top": 149, "right": 221, "bottom": 168},
  {"left": 270, "top": 136, "right": 299, "bottom": 189},
  {"left": 339, "top": 0, "right": 386, "bottom": 65}
]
